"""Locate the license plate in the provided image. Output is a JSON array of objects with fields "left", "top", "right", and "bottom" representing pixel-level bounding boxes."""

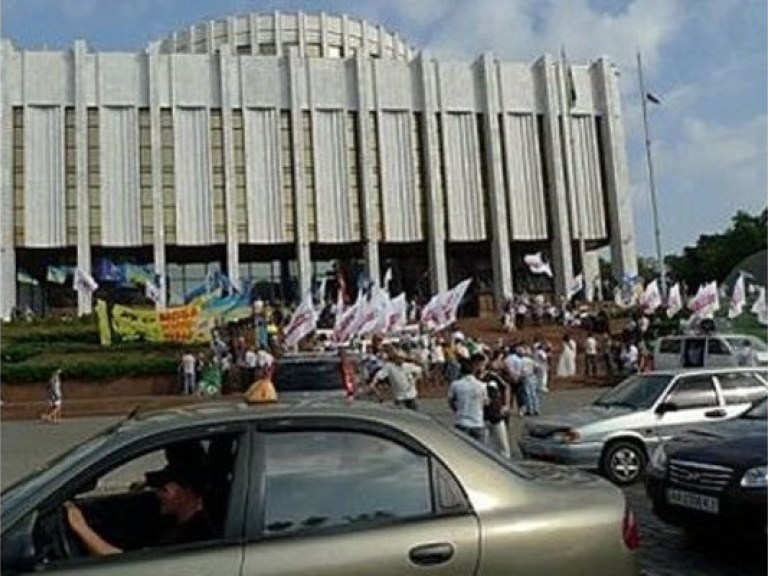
[{"left": 666, "top": 488, "right": 719, "bottom": 514}]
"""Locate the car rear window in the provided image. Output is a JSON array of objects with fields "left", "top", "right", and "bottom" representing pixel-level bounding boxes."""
[{"left": 272, "top": 359, "right": 342, "bottom": 392}]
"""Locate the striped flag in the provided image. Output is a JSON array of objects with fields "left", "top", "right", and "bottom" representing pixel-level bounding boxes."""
[{"left": 282, "top": 292, "right": 318, "bottom": 348}]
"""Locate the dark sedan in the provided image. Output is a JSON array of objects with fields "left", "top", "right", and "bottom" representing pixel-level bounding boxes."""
[{"left": 645, "top": 397, "right": 767, "bottom": 536}]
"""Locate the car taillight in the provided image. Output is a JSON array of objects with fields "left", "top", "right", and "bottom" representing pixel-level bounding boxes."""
[
  {"left": 341, "top": 358, "right": 356, "bottom": 400},
  {"left": 622, "top": 505, "right": 640, "bottom": 550}
]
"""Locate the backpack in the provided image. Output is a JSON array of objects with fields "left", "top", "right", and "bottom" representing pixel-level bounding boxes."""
[{"left": 244, "top": 378, "right": 278, "bottom": 404}]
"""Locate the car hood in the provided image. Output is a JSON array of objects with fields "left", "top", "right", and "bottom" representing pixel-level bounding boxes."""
[
  {"left": 668, "top": 426, "right": 767, "bottom": 468},
  {"left": 525, "top": 405, "right": 633, "bottom": 436}
]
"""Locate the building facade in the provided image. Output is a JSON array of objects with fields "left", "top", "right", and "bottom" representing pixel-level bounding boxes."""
[{"left": 0, "top": 11, "right": 637, "bottom": 318}]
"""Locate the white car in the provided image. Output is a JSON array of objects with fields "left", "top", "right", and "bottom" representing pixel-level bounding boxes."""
[{"left": 519, "top": 367, "right": 768, "bottom": 485}]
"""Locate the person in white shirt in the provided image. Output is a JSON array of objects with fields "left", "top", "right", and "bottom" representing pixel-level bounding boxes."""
[
  {"left": 372, "top": 347, "right": 420, "bottom": 410},
  {"left": 180, "top": 352, "right": 197, "bottom": 396},
  {"left": 255, "top": 348, "right": 275, "bottom": 378},
  {"left": 583, "top": 333, "right": 598, "bottom": 376},
  {"left": 448, "top": 353, "right": 489, "bottom": 441}
]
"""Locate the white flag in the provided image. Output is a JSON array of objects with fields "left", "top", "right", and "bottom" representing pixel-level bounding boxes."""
[
  {"left": 145, "top": 279, "right": 162, "bottom": 303},
  {"left": 666, "top": 282, "right": 682, "bottom": 318},
  {"left": 728, "top": 274, "right": 746, "bottom": 319},
  {"left": 523, "top": 253, "right": 553, "bottom": 277},
  {"left": 751, "top": 286, "right": 767, "bottom": 326},
  {"left": 421, "top": 278, "right": 473, "bottom": 330},
  {"left": 381, "top": 268, "right": 393, "bottom": 295},
  {"left": 688, "top": 281, "right": 719, "bottom": 319},
  {"left": 357, "top": 284, "right": 391, "bottom": 337},
  {"left": 567, "top": 274, "right": 584, "bottom": 300},
  {"left": 333, "top": 291, "right": 365, "bottom": 343},
  {"left": 386, "top": 293, "right": 408, "bottom": 332},
  {"left": 73, "top": 268, "right": 99, "bottom": 294},
  {"left": 282, "top": 292, "right": 318, "bottom": 348},
  {"left": 333, "top": 286, "right": 345, "bottom": 331},
  {"left": 640, "top": 280, "right": 662, "bottom": 314}
]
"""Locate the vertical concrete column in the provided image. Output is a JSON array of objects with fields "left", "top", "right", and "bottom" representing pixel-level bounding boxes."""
[
  {"left": 148, "top": 44, "right": 167, "bottom": 309},
  {"left": 595, "top": 58, "right": 638, "bottom": 280},
  {"left": 418, "top": 53, "right": 448, "bottom": 294},
  {"left": 73, "top": 41, "right": 92, "bottom": 316},
  {"left": 354, "top": 51, "right": 380, "bottom": 285},
  {"left": 478, "top": 53, "right": 513, "bottom": 306},
  {"left": 536, "top": 55, "right": 574, "bottom": 298},
  {"left": 287, "top": 47, "right": 312, "bottom": 298},
  {"left": 219, "top": 44, "right": 240, "bottom": 288},
  {"left": 0, "top": 40, "right": 16, "bottom": 320}
]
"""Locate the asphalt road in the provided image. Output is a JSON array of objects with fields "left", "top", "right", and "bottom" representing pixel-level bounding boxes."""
[{"left": 2, "top": 389, "right": 765, "bottom": 575}]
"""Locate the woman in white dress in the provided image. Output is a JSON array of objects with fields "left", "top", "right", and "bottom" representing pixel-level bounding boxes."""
[{"left": 556, "top": 334, "right": 577, "bottom": 377}]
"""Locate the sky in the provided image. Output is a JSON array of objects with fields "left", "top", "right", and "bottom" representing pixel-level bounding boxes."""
[{"left": 2, "top": 0, "right": 766, "bottom": 258}]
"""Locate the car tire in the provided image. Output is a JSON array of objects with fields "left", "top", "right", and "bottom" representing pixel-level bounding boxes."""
[{"left": 600, "top": 441, "right": 647, "bottom": 486}]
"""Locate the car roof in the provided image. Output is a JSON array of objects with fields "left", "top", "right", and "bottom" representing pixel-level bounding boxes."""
[
  {"left": 112, "top": 400, "right": 432, "bottom": 437},
  {"left": 636, "top": 366, "right": 768, "bottom": 377}
]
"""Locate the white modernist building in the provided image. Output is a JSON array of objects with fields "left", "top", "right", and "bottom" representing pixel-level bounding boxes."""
[{"left": 0, "top": 11, "right": 637, "bottom": 318}]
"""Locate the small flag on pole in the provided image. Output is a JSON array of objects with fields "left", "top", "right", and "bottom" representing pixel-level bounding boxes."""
[
  {"left": 523, "top": 253, "right": 553, "bottom": 278},
  {"left": 728, "top": 273, "right": 746, "bottom": 319},
  {"left": 73, "top": 269, "right": 99, "bottom": 294},
  {"left": 666, "top": 282, "right": 682, "bottom": 318}
]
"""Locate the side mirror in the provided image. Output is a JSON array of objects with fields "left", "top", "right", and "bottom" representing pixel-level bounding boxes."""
[
  {"left": 1, "top": 511, "right": 39, "bottom": 574},
  {"left": 655, "top": 401, "right": 678, "bottom": 415}
]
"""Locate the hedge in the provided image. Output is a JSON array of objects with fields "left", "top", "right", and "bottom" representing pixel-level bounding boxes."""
[{"left": 1, "top": 355, "right": 179, "bottom": 383}]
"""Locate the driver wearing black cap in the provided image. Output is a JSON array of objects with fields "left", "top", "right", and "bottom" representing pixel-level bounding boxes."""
[{"left": 65, "top": 464, "right": 215, "bottom": 556}]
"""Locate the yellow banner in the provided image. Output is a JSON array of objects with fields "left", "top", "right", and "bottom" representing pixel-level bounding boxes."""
[{"left": 95, "top": 300, "right": 204, "bottom": 346}]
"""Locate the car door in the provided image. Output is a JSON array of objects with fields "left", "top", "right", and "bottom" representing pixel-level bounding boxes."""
[
  {"left": 653, "top": 374, "right": 725, "bottom": 442},
  {"left": 2, "top": 426, "right": 250, "bottom": 575},
  {"left": 715, "top": 370, "right": 768, "bottom": 417},
  {"left": 682, "top": 338, "right": 706, "bottom": 368},
  {"left": 241, "top": 418, "right": 480, "bottom": 576},
  {"left": 705, "top": 337, "right": 733, "bottom": 368}
]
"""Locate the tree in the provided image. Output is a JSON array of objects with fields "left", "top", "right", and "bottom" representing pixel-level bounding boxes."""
[{"left": 665, "top": 208, "right": 767, "bottom": 288}]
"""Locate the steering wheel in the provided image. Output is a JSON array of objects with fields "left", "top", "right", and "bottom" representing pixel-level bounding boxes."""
[{"left": 55, "top": 506, "right": 75, "bottom": 559}]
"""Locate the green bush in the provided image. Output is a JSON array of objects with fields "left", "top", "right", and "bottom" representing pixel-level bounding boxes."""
[{"left": 1, "top": 355, "right": 179, "bottom": 383}]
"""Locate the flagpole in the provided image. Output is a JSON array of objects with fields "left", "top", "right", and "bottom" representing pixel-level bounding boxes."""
[{"left": 637, "top": 50, "right": 666, "bottom": 298}]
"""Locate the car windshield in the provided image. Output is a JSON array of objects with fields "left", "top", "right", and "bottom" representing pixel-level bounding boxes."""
[
  {"left": 741, "top": 397, "right": 767, "bottom": 420},
  {"left": 273, "top": 359, "right": 342, "bottom": 392},
  {"left": 725, "top": 336, "right": 768, "bottom": 353},
  {"left": 593, "top": 374, "right": 673, "bottom": 410},
  {"left": 1, "top": 426, "right": 113, "bottom": 509}
]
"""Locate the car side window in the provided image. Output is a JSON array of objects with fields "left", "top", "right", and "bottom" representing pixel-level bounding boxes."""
[
  {"left": 658, "top": 339, "right": 681, "bottom": 354},
  {"left": 260, "top": 430, "right": 432, "bottom": 537},
  {"left": 682, "top": 338, "right": 706, "bottom": 368},
  {"left": 718, "top": 372, "right": 768, "bottom": 405},
  {"left": 706, "top": 338, "right": 729, "bottom": 356},
  {"left": 665, "top": 376, "right": 718, "bottom": 409}
]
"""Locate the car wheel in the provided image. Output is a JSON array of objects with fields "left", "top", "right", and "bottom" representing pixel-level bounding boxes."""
[{"left": 601, "top": 441, "right": 646, "bottom": 486}]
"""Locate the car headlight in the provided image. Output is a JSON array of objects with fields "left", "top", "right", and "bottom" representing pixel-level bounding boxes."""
[
  {"left": 648, "top": 444, "right": 668, "bottom": 471},
  {"left": 740, "top": 466, "right": 767, "bottom": 488},
  {"left": 550, "top": 429, "right": 581, "bottom": 444}
]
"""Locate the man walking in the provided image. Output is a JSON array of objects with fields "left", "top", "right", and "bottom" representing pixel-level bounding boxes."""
[{"left": 448, "top": 353, "right": 489, "bottom": 441}]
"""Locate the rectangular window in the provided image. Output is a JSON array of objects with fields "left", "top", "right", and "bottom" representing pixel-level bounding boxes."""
[
  {"left": 138, "top": 109, "right": 153, "bottom": 244},
  {"left": 87, "top": 108, "right": 101, "bottom": 244},
  {"left": 210, "top": 109, "right": 226, "bottom": 242},
  {"left": 161, "top": 109, "right": 176, "bottom": 244},
  {"left": 261, "top": 431, "right": 432, "bottom": 537},
  {"left": 13, "top": 108, "right": 24, "bottom": 245},
  {"left": 232, "top": 110, "right": 247, "bottom": 241}
]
